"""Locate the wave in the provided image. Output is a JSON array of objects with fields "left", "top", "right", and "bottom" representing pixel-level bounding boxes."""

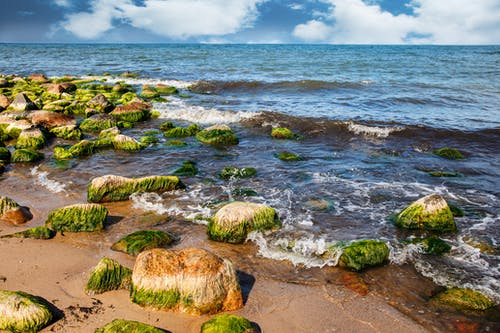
[
  {"left": 30, "top": 166, "right": 67, "bottom": 194},
  {"left": 82, "top": 75, "right": 193, "bottom": 89}
]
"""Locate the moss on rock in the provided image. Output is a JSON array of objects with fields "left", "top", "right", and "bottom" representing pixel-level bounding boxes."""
[
  {"left": 53, "top": 140, "right": 95, "bottom": 160},
  {"left": 207, "top": 201, "right": 280, "bottom": 244},
  {"left": 45, "top": 203, "right": 108, "bottom": 232},
  {"left": 432, "top": 147, "right": 464, "bottom": 160},
  {"left": 85, "top": 257, "right": 132, "bottom": 295},
  {"left": 0, "top": 290, "right": 53, "bottom": 333},
  {"left": 196, "top": 124, "right": 238, "bottom": 146},
  {"left": 112, "top": 134, "right": 145, "bottom": 151},
  {"left": 50, "top": 125, "right": 82, "bottom": 140},
  {"left": 201, "top": 314, "right": 256, "bottom": 333},
  {"left": 271, "top": 127, "right": 295, "bottom": 139},
  {"left": 140, "top": 135, "right": 159, "bottom": 145},
  {"left": 0, "top": 196, "right": 31, "bottom": 225},
  {"left": 163, "top": 127, "right": 191, "bottom": 138},
  {"left": 11, "top": 148, "right": 44, "bottom": 163},
  {"left": 1, "top": 226, "right": 56, "bottom": 240},
  {"left": 80, "top": 114, "right": 117, "bottom": 133},
  {"left": 140, "top": 85, "right": 160, "bottom": 99},
  {"left": 174, "top": 160, "right": 198, "bottom": 176},
  {"left": 111, "top": 230, "right": 175, "bottom": 256},
  {"left": 276, "top": 151, "right": 302, "bottom": 161},
  {"left": 165, "top": 139, "right": 187, "bottom": 147},
  {"left": 338, "top": 240, "right": 389, "bottom": 271},
  {"left": 110, "top": 101, "right": 151, "bottom": 123},
  {"left": 432, "top": 288, "right": 495, "bottom": 311},
  {"left": 0, "top": 147, "right": 11, "bottom": 162},
  {"left": 95, "top": 319, "right": 166, "bottom": 333},
  {"left": 15, "top": 128, "right": 46, "bottom": 149},
  {"left": 88, "top": 175, "right": 184, "bottom": 203},
  {"left": 219, "top": 167, "right": 256, "bottom": 180},
  {"left": 394, "top": 194, "right": 456, "bottom": 232}
]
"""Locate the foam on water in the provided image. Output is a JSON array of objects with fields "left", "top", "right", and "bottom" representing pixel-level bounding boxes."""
[
  {"left": 82, "top": 75, "right": 194, "bottom": 89},
  {"left": 30, "top": 166, "right": 67, "bottom": 194},
  {"left": 346, "top": 121, "right": 404, "bottom": 138}
]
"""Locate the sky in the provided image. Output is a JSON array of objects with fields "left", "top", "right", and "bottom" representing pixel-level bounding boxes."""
[{"left": 0, "top": 0, "right": 499, "bottom": 44}]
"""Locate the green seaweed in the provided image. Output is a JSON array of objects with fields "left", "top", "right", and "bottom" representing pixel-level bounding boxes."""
[
  {"left": 432, "top": 147, "right": 465, "bottom": 160},
  {"left": 155, "top": 85, "right": 178, "bottom": 95},
  {"left": 0, "top": 147, "right": 11, "bottom": 162},
  {"left": 201, "top": 314, "right": 255, "bottom": 333},
  {"left": 219, "top": 167, "right": 256, "bottom": 179},
  {"left": 271, "top": 127, "right": 295, "bottom": 139},
  {"left": 0, "top": 290, "right": 53, "bottom": 333},
  {"left": 140, "top": 135, "right": 159, "bottom": 145},
  {"left": 449, "top": 205, "right": 465, "bottom": 217},
  {"left": 11, "top": 149, "right": 44, "bottom": 163},
  {"left": 338, "top": 240, "right": 389, "bottom": 271},
  {"left": 80, "top": 116, "right": 117, "bottom": 133},
  {"left": 394, "top": 202, "right": 456, "bottom": 233},
  {"left": 130, "top": 286, "right": 180, "bottom": 310},
  {"left": 419, "top": 236, "right": 451, "bottom": 255},
  {"left": 53, "top": 140, "right": 95, "bottom": 160},
  {"left": 159, "top": 121, "right": 174, "bottom": 131},
  {"left": 173, "top": 160, "right": 198, "bottom": 176},
  {"left": 196, "top": 128, "right": 239, "bottom": 146},
  {"left": 232, "top": 188, "right": 258, "bottom": 197},
  {"left": 95, "top": 319, "right": 166, "bottom": 333},
  {"left": 432, "top": 288, "right": 495, "bottom": 311},
  {"left": 165, "top": 139, "right": 187, "bottom": 147},
  {"left": 112, "top": 136, "right": 145, "bottom": 152},
  {"left": 276, "top": 151, "right": 302, "bottom": 161},
  {"left": 1, "top": 226, "right": 56, "bottom": 240},
  {"left": 111, "top": 109, "right": 148, "bottom": 123},
  {"left": 111, "top": 230, "right": 175, "bottom": 256},
  {"left": 428, "top": 171, "right": 462, "bottom": 177},
  {"left": 15, "top": 130, "right": 46, "bottom": 149},
  {"left": 45, "top": 204, "right": 108, "bottom": 232},
  {"left": 85, "top": 257, "right": 132, "bottom": 295},
  {"left": 50, "top": 126, "right": 82, "bottom": 140},
  {"left": 163, "top": 127, "right": 191, "bottom": 138}
]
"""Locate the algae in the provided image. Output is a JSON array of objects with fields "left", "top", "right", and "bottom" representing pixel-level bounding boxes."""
[
  {"left": 201, "top": 314, "right": 255, "bottom": 333},
  {"left": 433, "top": 288, "right": 495, "bottom": 311},
  {"left": 130, "top": 286, "right": 181, "bottom": 310},
  {"left": 111, "top": 230, "right": 175, "bottom": 256},
  {"left": 196, "top": 126, "right": 239, "bottom": 146},
  {"left": 219, "top": 167, "right": 257, "bottom": 179},
  {"left": 11, "top": 149, "right": 44, "bottom": 163},
  {"left": 271, "top": 127, "right": 295, "bottom": 139},
  {"left": 0, "top": 290, "right": 53, "bottom": 333},
  {"left": 338, "top": 240, "right": 389, "bottom": 271},
  {"left": 1, "top": 226, "right": 56, "bottom": 240},
  {"left": 85, "top": 257, "right": 132, "bottom": 295},
  {"left": 173, "top": 160, "right": 198, "bottom": 176},
  {"left": 45, "top": 203, "right": 108, "bottom": 232},
  {"left": 432, "top": 147, "right": 465, "bottom": 160},
  {"left": 95, "top": 319, "right": 166, "bottom": 333},
  {"left": 276, "top": 151, "right": 302, "bottom": 161}
]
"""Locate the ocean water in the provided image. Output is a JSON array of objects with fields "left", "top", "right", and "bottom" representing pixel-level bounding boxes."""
[{"left": 1, "top": 44, "right": 499, "bottom": 330}]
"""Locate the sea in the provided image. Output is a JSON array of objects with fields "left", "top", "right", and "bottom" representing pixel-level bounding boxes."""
[{"left": 1, "top": 44, "right": 499, "bottom": 331}]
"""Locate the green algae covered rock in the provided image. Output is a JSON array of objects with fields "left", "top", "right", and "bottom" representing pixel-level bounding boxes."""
[
  {"left": 432, "top": 147, "right": 464, "bottom": 160},
  {"left": 432, "top": 288, "right": 495, "bottom": 311},
  {"left": 112, "top": 134, "right": 145, "bottom": 152},
  {"left": 155, "top": 84, "right": 178, "bottom": 95},
  {"left": 418, "top": 236, "right": 451, "bottom": 255},
  {"left": 276, "top": 151, "right": 302, "bottom": 161},
  {"left": 130, "top": 248, "right": 243, "bottom": 314},
  {"left": 201, "top": 314, "right": 256, "bottom": 333},
  {"left": 85, "top": 257, "right": 132, "bottom": 295},
  {"left": 0, "top": 196, "right": 32, "bottom": 225},
  {"left": 271, "top": 127, "right": 295, "bottom": 139},
  {"left": 11, "top": 148, "right": 44, "bottom": 163},
  {"left": 50, "top": 125, "right": 82, "bottom": 140},
  {"left": 338, "top": 240, "right": 390, "bottom": 271},
  {"left": 174, "top": 160, "right": 198, "bottom": 176},
  {"left": 163, "top": 127, "right": 191, "bottom": 138},
  {"left": 165, "top": 139, "right": 187, "bottom": 147},
  {"left": 140, "top": 135, "right": 159, "bottom": 145},
  {"left": 0, "top": 290, "right": 53, "bottom": 333},
  {"left": 1, "top": 226, "right": 56, "bottom": 240},
  {"left": 196, "top": 124, "right": 238, "bottom": 146},
  {"left": 219, "top": 167, "right": 256, "bottom": 180},
  {"left": 87, "top": 93, "right": 114, "bottom": 113},
  {"left": 140, "top": 85, "right": 160, "bottom": 99},
  {"left": 80, "top": 114, "right": 117, "bottom": 133},
  {"left": 112, "top": 230, "right": 175, "bottom": 256},
  {"left": 88, "top": 175, "right": 184, "bottom": 203},
  {"left": 208, "top": 201, "right": 280, "bottom": 244},
  {"left": 15, "top": 128, "right": 46, "bottom": 149},
  {"left": 394, "top": 194, "right": 456, "bottom": 232},
  {"left": 0, "top": 147, "right": 11, "bottom": 162},
  {"left": 46, "top": 203, "right": 108, "bottom": 232},
  {"left": 110, "top": 100, "right": 151, "bottom": 123},
  {"left": 95, "top": 319, "right": 166, "bottom": 333},
  {"left": 54, "top": 139, "right": 95, "bottom": 160}
]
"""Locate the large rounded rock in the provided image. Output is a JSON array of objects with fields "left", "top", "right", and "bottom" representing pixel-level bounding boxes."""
[
  {"left": 15, "top": 128, "right": 46, "bottom": 149},
  {"left": 0, "top": 290, "right": 53, "bottom": 332},
  {"left": 85, "top": 257, "right": 132, "bottom": 295},
  {"left": 112, "top": 134, "right": 145, "bottom": 151},
  {"left": 201, "top": 314, "right": 256, "bottom": 333},
  {"left": 87, "top": 175, "right": 184, "bottom": 203},
  {"left": 196, "top": 124, "right": 238, "bottom": 146},
  {"left": 112, "top": 230, "right": 175, "bottom": 256},
  {"left": 80, "top": 114, "right": 117, "bottom": 133},
  {"left": 131, "top": 248, "right": 243, "bottom": 315},
  {"left": 95, "top": 319, "right": 166, "bottom": 333},
  {"left": 208, "top": 202, "right": 280, "bottom": 244},
  {"left": 432, "top": 288, "right": 495, "bottom": 311},
  {"left": 11, "top": 148, "right": 44, "bottom": 163},
  {"left": 0, "top": 196, "right": 32, "bottom": 225},
  {"left": 110, "top": 98, "right": 151, "bottom": 123},
  {"left": 45, "top": 203, "right": 108, "bottom": 232},
  {"left": 394, "top": 194, "right": 456, "bottom": 232},
  {"left": 30, "top": 110, "right": 76, "bottom": 129},
  {"left": 338, "top": 240, "right": 389, "bottom": 271},
  {"left": 87, "top": 93, "right": 113, "bottom": 113}
]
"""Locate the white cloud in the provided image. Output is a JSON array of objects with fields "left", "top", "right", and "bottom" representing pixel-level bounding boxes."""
[
  {"left": 53, "top": 0, "right": 71, "bottom": 7},
  {"left": 60, "top": 0, "right": 267, "bottom": 40},
  {"left": 289, "top": 4, "right": 304, "bottom": 11},
  {"left": 292, "top": 0, "right": 500, "bottom": 44}
]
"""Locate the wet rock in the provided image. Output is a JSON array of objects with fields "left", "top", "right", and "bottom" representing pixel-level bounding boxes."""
[
  {"left": 53, "top": 139, "right": 95, "bottom": 160},
  {"left": 50, "top": 125, "right": 82, "bottom": 140},
  {"left": 338, "top": 240, "right": 390, "bottom": 271},
  {"left": 432, "top": 288, "right": 495, "bottom": 311},
  {"left": 87, "top": 93, "right": 113, "bottom": 113},
  {"left": 112, "top": 134, "right": 145, "bottom": 151},
  {"left": 271, "top": 127, "right": 295, "bottom": 139},
  {"left": 5, "top": 119, "right": 33, "bottom": 138},
  {"left": 131, "top": 248, "right": 243, "bottom": 314},
  {"left": 80, "top": 113, "right": 117, "bottom": 132},
  {"left": 30, "top": 110, "right": 76, "bottom": 129},
  {"left": 15, "top": 128, "right": 46, "bottom": 149},
  {"left": 304, "top": 198, "right": 334, "bottom": 211},
  {"left": 0, "top": 147, "right": 11, "bottom": 162},
  {"left": 173, "top": 160, "right": 198, "bottom": 176},
  {"left": 0, "top": 290, "right": 53, "bottom": 332},
  {"left": 417, "top": 235, "right": 451, "bottom": 255},
  {"left": 85, "top": 257, "right": 132, "bottom": 295},
  {"left": 111, "top": 230, "right": 175, "bottom": 256},
  {"left": 140, "top": 85, "right": 160, "bottom": 99},
  {"left": 196, "top": 124, "right": 238, "bottom": 146},
  {"left": 201, "top": 314, "right": 256, "bottom": 333},
  {"left": 42, "top": 99, "right": 71, "bottom": 112},
  {"left": 87, "top": 174, "right": 184, "bottom": 203},
  {"left": 276, "top": 151, "right": 303, "bottom": 161},
  {"left": 394, "top": 194, "right": 456, "bottom": 232},
  {"left": 45, "top": 203, "right": 108, "bottom": 232},
  {"left": 0, "top": 226, "right": 56, "bottom": 240},
  {"left": 95, "top": 319, "right": 166, "bottom": 333},
  {"left": 155, "top": 84, "right": 178, "bottom": 95},
  {"left": 432, "top": 147, "right": 464, "bottom": 160},
  {"left": 11, "top": 148, "right": 44, "bottom": 163},
  {"left": 28, "top": 73, "right": 48, "bottom": 83},
  {"left": 208, "top": 201, "right": 280, "bottom": 244},
  {"left": 188, "top": 81, "right": 217, "bottom": 94},
  {"left": 9, "top": 93, "right": 37, "bottom": 111},
  {"left": 0, "top": 94, "right": 11, "bottom": 110},
  {"left": 219, "top": 167, "right": 256, "bottom": 179},
  {"left": 111, "top": 99, "right": 152, "bottom": 123},
  {"left": 43, "top": 82, "right": 76, "bottom": 95},
  {"left": 0, "top": 196, "right": 32, "bottom": 225}
]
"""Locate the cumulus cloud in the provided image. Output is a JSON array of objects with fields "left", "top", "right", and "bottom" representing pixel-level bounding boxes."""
[
  {"left": 60, "top": 0, "right": 267, "bottom": 40},
  {"left": 292, "top": 0, "right": 500, "bottom": 44}
]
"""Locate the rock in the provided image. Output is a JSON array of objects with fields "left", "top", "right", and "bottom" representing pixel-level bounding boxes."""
[
  {"left": 196, "top": 124, "right": 238, "bottom": 146},
  {"left": 0, "top": 78, "right": 9, "bottom": 88},
  {"left": 45, "top": 203, "right": 108, "bottom": 232},
  {"left": 111, "top": 230, "right": 175, "bottom": 256},
  {"left": 208, "top": 201, "right": 280, "bottom": 244},
  {"left": 271, "top": 127, "right": 295, "bottom": 139},
  {"left": 219, "top": 167, "right": 256, "bottom": 180},
  {"left": 5, "top": 119, "right": 33, "bottom": 138},
  {"left": 95, "top": 319, "right": 166, "bottom": 333},
  {"left": 28, "top": 73, "right": 48, "bottom": 83},
  {"left": 80, "top": 113, "right": 117, "bottom": 132},
  {"left": 87, "top": 175, "right": 184, "bottom": 203},
  {"left": 165, "top": 139, "right": 188, "bottom": 147},
  {"left": 87, "top": 93, "right": 113, "bottom": 113},
  {"left": 50, "top": 125, "right": 82, "bottom": 140},
  {"left": 140, "top": 135, "right": 159, "bottom": 145},
  {"left": 394, "top": 194, "right": 456, "bottom": 232},
  {"left": 0, "top": 196, "right": 32, "bottom": 225},
  {"left": 44, "top": 83, "right": 76, "bottom": 95},
  {"left": 0, "top": 226, "right": 55, "bottom": 240},
  {"left": 276, "top": 151, "right": 302, "bottom": 161},
  {"left": 53, "top": 139, "right": 95, "bottom": 160},
  {"left": 0, "top": 94, "right": 11, "bottom": 110},
  {"left": 42, "top": 99, "right": 71, "bottom": 112},
  {"left": 130, "top": 248, "right": 243, "bottom": 314},
  {"left": 140, "top": 85, "right": 160, "bottom": 99},
  {"left": 85, "top": 257, "right": 132, "bottom": 295},
  {"left": 163, "top": 127, "right": 192, "bottom": 138},
  {"left": 305, "top": 198, "right": 334, "bottom": 211},
  {"left": 155, "top": 84, "right": 178, "bottom": 95},
  {"left": 112, "top": 134, "right": 145, "bottom": 151},
  {"left": 121, "top": 71, "right": 139, "bottom": 78},
  {"left": 94, "top": 126, "right": 120, "bottom": 148},
  {"left": 338, "top": 240, "right": 390, "bottom": 271},
  {"left": 428, "top": 170, "right": 462, "bottom": 177},
  {"left": 417, "top": 236, "right": 451, "bottom": 255},
  {"left": 201, "top": 314, "right": 256, "bottom": 333},
  {"left": 0, "top": 290, "right": 53, "bottom": 332},
  {"left": 432, "top": 288, "right": 495, "bottom": 311},
  {"left": 173, "top": 160, "right": 198, "bottom": 176},
  {"left": 15, "top": 128, "right": 46, "bottom": 149},
  {"left": 8, "top": 93, "right": 37, "bottom": 111},
  {"left": 110, "top": 99, "right": 152, "bottom": 123},
  {"left": 0, "top": 147, "right": 11, "bottom": 162},
  {"left": 433, "top": 147, "right": 464, "bottom": 160},
  {"left": 188, "top": 81, "right": 217, "bottom": 94},
  {"left": 11, "top": 148, "right": 44, "bottom": 163},
  {"left": 30, "top": 110, "right": 76, "bottom": 129}
]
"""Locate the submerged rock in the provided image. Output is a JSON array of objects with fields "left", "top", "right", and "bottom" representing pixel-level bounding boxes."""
[
  {"left": 95, "top": 319, "right": 166, "bottom": 333},
  {"left": 87, "top": 175, "right": 184, "bottom": 203},
  {"left": 85, "top": 257, "right": 132, "bottom": 295},
  {"left": 208, "top": 201, "right": 280, "bottom": 244},
  {"left": 338, "top": 240, "right": 390, "bottom": 271},
  {"left": 432, "top": 288, "right": 495, "bottom": 311},
  {"left": 8, "top": 93, "right": 37, "bottom": 111},
  {"left": 15, "top": 128, "right": 46, "bottom": 149},
  {"left": 196, "top": 124, "right": 239, "bottom": 146},
  {"left": 417, "top": 236, "right": 451, "bottom": 255},
  {"left": 0, "top": 196, "right": 32, "bottom": 225},
  {"left": 0, "top": 290, "right": 53, "bottom": 333},
  {"left": 11, "top": 148, "right": 44, "bottom": 163},
  {"left": 174, "top": 160, "right": 198, "bottom": 176},
  {"left": 219, "top": 167, "right": 256, "bottom": 179},
  {"left": 112, "top": 134, "right": 145, "bottom": 151},
  {"left": 111, "top": 230, "right": 175, "bottom": 256},
  {"left": 140, "top": 85, "right": 160, "bottom": 99},
  {"left": 130, "top": 248, "right": 243, "bottom": 314},
  {"left": 45, "top": 203, "right": 108, "bottom": 232},
  {"left": 201, "top": 314, "right": 256, "bottom": 333},
  {"left": 155, "top": 84, "right": 178, "bottom": 95},
  {"left": 53, "top": 139, "right": 95, "bottom": 160},
  {"left": 271, "top": 127, "right": 295, "bottom": 139},
  {"left": 1, "top": 226, "right": 55, "bottom": 240},
  {"left": 394, "top": 194, "right": 456, "bottom": 232},
  {"left": 276, "top": 151, "right": 302, "bottom": 161},
  {"left": 432, "top": 147, "right": 464, "bottom": 160}
]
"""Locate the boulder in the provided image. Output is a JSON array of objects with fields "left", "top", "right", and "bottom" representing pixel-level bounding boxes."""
[
  {"left": 111, "top": 230, "right": 175, "bottom": 256},
  {"left": 140, "top": 85, "right": 159, "bottom": 99},
  {"left": 42, "top": 99, "right": 71, "bottom": 112},
  {"left": 9, "top": 93, "right": 37, "bottom": 111},
  {"left": 11, "top": 148, "right": 44, "bottom": 163},
  {"left": 130, "top": 248, "right": 243, "bottom": 314},
  {"left": 112, "top": 134, "right": 145, "bottom": 151},
  {"left": 30, "top": 110, "right": 76, "bottom": 129},
  {"left": 15, "top": 128, "right": 46, "bottom": 149},
  {"left": 45, "top": 203, "right": 108, "bottom": 232},
  {"left": 5, "top": 119, "right": 33, "bottom": 138},
  {"left": 50, "top": 125, "right": 82, "bottom": 140},
  {"left": 432, "top": 288, "right": 495, "bottom": 311},
  {"left": 394, "top": 194, "right": 456, "bottom": 232},
  {"left": 163, "top": 127, "right": 192, "bottom": 138},
  {"left": 208, "top": 201, "right": 280, "bottom": 244},
  {"left": 85, "top": 257, "right": 132, "bottom": 295},
  {"left": 53, "top": 139, "right": 95, "bottom": 160},
  {"left": 432, "top": 147, "right": 464, "bottom": 160},
  {"left": 28, "top": 73, "right": 48, "bottom": 83},
  {"left": 80, "top": 113, "right": 117, "bottom": 132},
  {"left": 0, "top": 226, "right": 55, "bottom": 240},
  {"left": 271, "top": 127, "right": 295, "bottom": 139},
  {"left": 338, "top": 240, "right": 390, "bottom": 271},
  {"left": 0, "top": 290, "right": 53, "bottom": 332},
  {"left": 43, "top": 82, "right": 76, "bottom": 95},
  {"left": 155, "top": 84, "right": 178, "bottom": 95},
  {"left": 110, "top": 98, "right": 152, "bottom": 123},
  {"left": 87, "top": 174, "right": 184, "bottom": 203},
  {"left": 87, "top": 93, "right": 113, "bottom": 113},
  {"left": 0, "top": 94, "right": 11, "bottom": 110},
  {"left": 0, "top": 196, "right": 32, "bottom": 225},
  {"left": 219, "top": 167, "right": 256, "bottom": 180},
  {"left": 196, "top": 124, "right": 239, "bottom": 146},
  {"left": 95, "top": 319, "right": 165, "bottom": 333},
  {"left": 201, "top": 314, "right": 256, "bottom": 333}
]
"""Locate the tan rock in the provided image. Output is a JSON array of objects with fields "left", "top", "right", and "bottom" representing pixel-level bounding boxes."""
[
  {"left": 0, "top": 94, "right": 11, "bottom": 110},
  {"left": 28, "top": 74, "right": 48, "bottom": 83},
  {"left": 30, "top": 110, "right": 76, "bottom": 129}
]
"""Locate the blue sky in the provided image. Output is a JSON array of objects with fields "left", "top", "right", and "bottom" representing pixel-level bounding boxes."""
[{"left": 1, "top": 0, "right": 499, "bottom": 44}]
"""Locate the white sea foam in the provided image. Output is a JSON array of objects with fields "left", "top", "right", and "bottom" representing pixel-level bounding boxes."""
[
  {"left": 389, "top": 243, "right": 425, "bottom": 265},
  {"left": 347, "top": 121, "right": 404, "bottom": 138},
  {"left": 83, "top": 75, "right": 193, "bottom": 89},
  {"left": 155, "top": 98, "right": 260, "bottom": 124},
  {"left": 30, "top": 166, "right": 67, "bottom": 193}
]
